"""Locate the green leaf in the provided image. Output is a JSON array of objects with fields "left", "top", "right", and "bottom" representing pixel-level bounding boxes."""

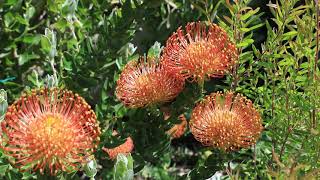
[
  {"left": 0, "top": 52, "right": 11, "bottom": 59},
  {"left": 25, "top": 6, "right": 35, "bottom": 20},
  {"left": 239, "top": 27, "right": 250, "bottom": 33},
  {"left": 278, "top": 58, "right": 295, "bottom": 66},
  {"left": 53, "top": 19, "right": 68, "bottom": 32},
  {"left": 296, "top": 76, "right": 307, "bottom": 82},
  {"left": 4, "top": 12, "right": 15, "bottom": 27},
  {"left": 45, "top": 74, "right": 58, "bottom": 88},
  {"left": 99, "top": 61, "right": 116, "bottom": 71},
  {"left": 257, "top": 61, "right": 274, "bottom": 69},
  {"left": 15, "top": 14, "right": 28, "bottom": 25},
  {"left": 0, "top": 89, "right": 8, "bottom": 121},
  {"left": 21, "top": 172, "right": 36, "bottom": 180},
  {"left": 147, "top": 41, "right": 162, "bottom": 59},
  {"left": 62, "top": 59, "right": 73, "bottom": 71},
  {"left": 0, "top": 165, "right": 8, "bottom": 176},
  {"left": 282, "top": 31, "right": 298, "bottom": 39},
  {"left": 41, "top": 34, "right": 57, "bottom": 59},
  {"left": 240, "top": 8, "right": 260, "bottom": 21},
  {"left": 300, "top": 62, "right": 309, "bottom": 69},
  {"left": 18, "top": 53, "right": 40, "bottom": 65},
  {"left": 113, "top": 154, "right": 134, "bottom": 180},
  {"left": 41, "top": 36, "right": 51, "bottom": 53},
  {"left": 237, "top": 39, "right": 254, "bottom": 48},
  {"left": 61, "top": 0, "right": 78, "bottom": 17},
  {"left": 191, "top": 2, "right": 207, "bottom": 15},
  {"left": 248, "top": 23, "right": 265, "bottom": 31},
  {"left": 165, "top": 0, "right": 178, "bottom": 8},
  {"left": 252, "top": 45, "right": 261, "bottom": 57},
  {"left": 83, "top": 158, "right": 98, "bottom": 178},
  {"left": 42, "top": 28, "right": 57, "bottom": 58},
  {"left": 223, "top": 15, "right": 233, "bottom": 24},
  {"left": 22, "top": 35, "right": 41, "bottom": 44},
  {"left": 5, "top": 0, "right": 19, "bottom": 5}
]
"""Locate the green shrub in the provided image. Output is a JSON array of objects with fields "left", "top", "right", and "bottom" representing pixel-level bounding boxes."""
[{"left": 0, "top": 0, "right": 319, "bottom": 179}]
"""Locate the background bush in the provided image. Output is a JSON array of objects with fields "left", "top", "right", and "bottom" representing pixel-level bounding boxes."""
[{"left": 0, "top": 0, "right": 319, "bottom": 179}]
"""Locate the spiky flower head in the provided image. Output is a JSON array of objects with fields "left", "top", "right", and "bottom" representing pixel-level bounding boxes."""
[
  {"left": 1, "top": 88, "right": 101, "bottom": 175},
  {"left": 189, "top": 91, "right": 262, "bottom": 151},
  {"left": 116, "top": 57, "right": 185, "bottom": 108},
  {"left": 102, "top": 131, "right": 134, "bottom": 160},
  {"left": 161, "top": 107, "right": 187, "bottom": 139},
  {"left": 161, "top": 22, "right": 238, "bottom": 82},
  {"left": 166, "top": 114, "right": 187, "bottom": 139}
]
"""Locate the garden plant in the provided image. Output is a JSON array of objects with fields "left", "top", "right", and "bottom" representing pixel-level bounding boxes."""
[{"left": 0, "top": 0, "right": 319, "bottom": 179}]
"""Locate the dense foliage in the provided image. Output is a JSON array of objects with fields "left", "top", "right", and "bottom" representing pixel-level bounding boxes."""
[{"left": 0, "top": 0, "right": 319, "bottom": 179}]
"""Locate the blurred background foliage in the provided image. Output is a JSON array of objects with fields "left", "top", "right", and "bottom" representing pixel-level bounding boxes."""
[{"left": 0, "top": 0, "right": 319, "bottom": 179}]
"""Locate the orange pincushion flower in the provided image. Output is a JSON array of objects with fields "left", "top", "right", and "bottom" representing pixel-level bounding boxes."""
[
  {"left": 166, "top": 114, "right": 187, "bottom": 139},
  {"left": 161, "top": 22, "right": 238, "bottom": 82},
  {"left": 116, "top": 57, "right": 184, "bottom": 108},
  {"left": 102, "top": 131, "right": 134, "bottom": 160},
  {"left": 1, "top": 88, "right": 100, "bottom": 174},
  {"left": 161, "top": 107, "right": 187, "bottom": 139},
  {"left": 189, "top": 92, "right": 262, "bottom": 151}
]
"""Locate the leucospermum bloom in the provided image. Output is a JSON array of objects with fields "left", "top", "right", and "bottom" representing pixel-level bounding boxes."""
[
  {"left": 1, "top": 88, "right": 101, "bottom": 174},
  {"left": 161, "top": 107, "right": 187, "bottom": 139},
  {"left": 189, "top": 92, "right": 262, "bottom": 151},
  {"left": 161, "top": 22, "right": 238, "bottom": 82},
  {"left": 166, "top": 114, "right": 187, "bottom": 139},
  {"left": 116, "top": 57, "right": 184, "bottom": 108},
  {"left": 102, "top": 131, "right": 134, "bottom": 160}
]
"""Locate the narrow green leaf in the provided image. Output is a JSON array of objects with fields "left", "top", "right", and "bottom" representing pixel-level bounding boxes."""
[
  {"left": 223, "top": 15, "right": 233, "bottom": 25},
  {"left": 248, "top": 23, "right": 265, "bottom": 31},
  {"left": 240, "top": 8, "right": 260, "bottom": 21},
  {"left": 282, "top": 31, "right": 298, "bottom": 39},
  {"left": 239, "top": 27, "right": 250, "bottom": 33},
  {"left": 278, "top": 58, "right": 295, "bottom": 66},
  {"left": 237, "top": 39, "right": 254, "bottom": 48}
]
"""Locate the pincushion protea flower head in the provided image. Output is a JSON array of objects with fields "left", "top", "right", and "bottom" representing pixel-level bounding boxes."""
[
  {"left": 161, "top": 22, "right": 238, "bottom": 82},
  {"left": 161, "top": 107, "right": 187, "bottom": 139},
  {"left": 116, "top": 57, "right": 185, "bottom": 108},
  {"left": 189, "top": 91, "right": 262, "bottom": 151},
  {"left": 102, "top": 131, "right": 134, "bottom": 160},
  {"left": 166, "top": 114, "right": 188, "bottom": 139},
  {"left": 1, "top": 88, "right": 101, "bottom": 175}
]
